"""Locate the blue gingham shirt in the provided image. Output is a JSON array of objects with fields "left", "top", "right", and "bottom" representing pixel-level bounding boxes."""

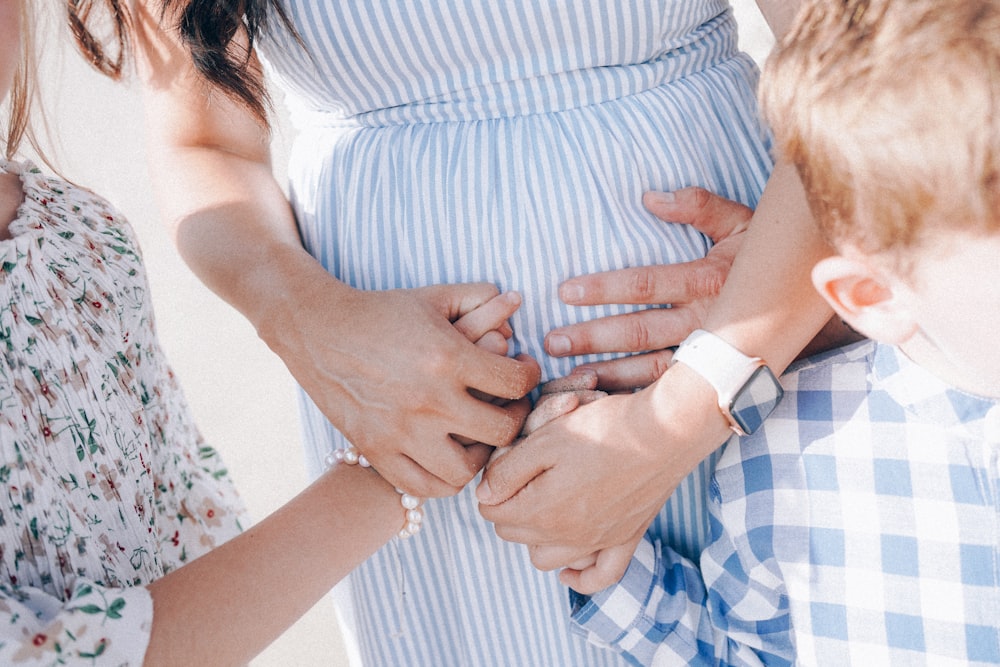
[{"left": 571, "top": 340, "right": 1000, "bottom": 666}]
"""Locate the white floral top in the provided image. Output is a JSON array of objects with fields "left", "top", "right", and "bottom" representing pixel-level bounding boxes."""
[{"left": 0, "top": 160, "right": 246, "bottom": 665}]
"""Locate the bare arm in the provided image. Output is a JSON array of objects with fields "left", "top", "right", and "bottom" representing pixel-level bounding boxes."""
[
  {"left": 131, "top": 2, "right": 539, "bottom": 497},
  {"left": 144, "top": 464, "right": 399, "bottom": 666},
  {"left": 140, "top": 288, "right": 521, "bottom": 665},
  {"left": 481, "top": 0, "right": 840, "bottom": 593},
  {"left": 480, "top": 160, "right": 836, "bottom": 592},
  {"left": 703, "top": 160, "right": 833, "bottom": 371}
]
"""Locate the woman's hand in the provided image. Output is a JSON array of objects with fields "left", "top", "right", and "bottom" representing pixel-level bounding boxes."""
[
  {"left": 544, "top": 188, "right": 754, "bottom": 391},
  {"left": 272, "top": 279, "right": 540, "bottom": 498}
]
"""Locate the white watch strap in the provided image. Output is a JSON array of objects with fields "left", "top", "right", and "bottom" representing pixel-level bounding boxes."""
[{"left": 672, "top": 329, "right": 763, "bottom": 397}]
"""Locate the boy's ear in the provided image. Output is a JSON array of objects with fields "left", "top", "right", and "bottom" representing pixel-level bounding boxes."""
[{"left": 811, "top": 255, "right": 918, "bottom": 345}]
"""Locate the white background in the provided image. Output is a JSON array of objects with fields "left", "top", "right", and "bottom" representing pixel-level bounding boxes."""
[{"left": 34, "top": 2, "right": 772, "bottom": 664}]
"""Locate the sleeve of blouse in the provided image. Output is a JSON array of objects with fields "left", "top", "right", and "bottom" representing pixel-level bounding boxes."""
[{"left": 0, "top": 579, "right": 153, "bottom": 665}]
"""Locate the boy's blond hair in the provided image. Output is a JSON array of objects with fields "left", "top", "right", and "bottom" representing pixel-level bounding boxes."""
[{"left": 761, "top": 0, "right": 1000, "bottom": 260}]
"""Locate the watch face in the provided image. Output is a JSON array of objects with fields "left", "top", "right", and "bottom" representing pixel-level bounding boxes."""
[{"left": 729, "top": 366, "right": 784, "bottom": 435}]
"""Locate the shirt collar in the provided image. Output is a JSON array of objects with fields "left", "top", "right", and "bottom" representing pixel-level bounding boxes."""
[{"left": 872, "top": 342, "right": 1000, "bottom": 439}]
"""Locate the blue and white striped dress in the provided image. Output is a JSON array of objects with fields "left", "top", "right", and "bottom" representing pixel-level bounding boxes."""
[{"left": 257, "top": 2, "right": 773, "bottom": 664}]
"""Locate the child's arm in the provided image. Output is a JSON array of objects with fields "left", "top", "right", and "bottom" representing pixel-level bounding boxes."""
[
  {"left": 141, "top": 290, "right": 523, "bottom": 666},
  {"left": 0, "top": 292, "right": 521, "bottom": 666},
  {"left": 569, "top": 487, "right": 794, "bottom": 666},
  {"left": 0, "top": 469, "right": 399, "bottom": 667},
  {"left": 478, "top": 162, "right": 831, "bottom": 591},
  {"left": 569, "top": 535, "right": 792, "bottom": 666}
]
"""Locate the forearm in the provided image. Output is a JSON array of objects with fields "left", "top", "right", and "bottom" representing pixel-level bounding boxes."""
[
  {"left": 132, "top": 0, "right": 351, "bottom": 340},
  {"left": 571, "top": 534, "right": 790, "bottom": 666},
  {"left": 703, "top": 160, "right": 833, "bottom": 373},
  {"left": 147, "top": 141, "right": 353, "bottom": 342},
  {"left": 144, "top": 464, "right": 400, "bottom": 666},
  {"left": 641, "top": 163, "right": 830, "bottom": 466}
]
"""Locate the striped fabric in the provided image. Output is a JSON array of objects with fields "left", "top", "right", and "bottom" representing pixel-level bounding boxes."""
[
  {"left": 571, "top": 341, "right": 1000, "bottom": 666},
  {"left": 256, "top": 2, "right": 773, "bottom": 665}
]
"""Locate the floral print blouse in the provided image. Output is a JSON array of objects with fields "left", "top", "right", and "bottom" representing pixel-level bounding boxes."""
[{"left": 0, "top": 160, "right": 246, "bottom": 665}]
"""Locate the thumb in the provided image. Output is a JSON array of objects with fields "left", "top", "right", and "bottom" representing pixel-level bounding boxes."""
[{"left": 476, "top": 439, "right": 544, "bottom": 505}]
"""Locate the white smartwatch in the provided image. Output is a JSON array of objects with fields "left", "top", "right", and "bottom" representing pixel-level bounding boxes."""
[{"left": 672, "top": 329, "right": 784, "bottom": 436}]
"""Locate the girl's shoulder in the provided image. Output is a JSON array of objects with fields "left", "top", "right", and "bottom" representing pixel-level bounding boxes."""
[
  {"left": 2, "top": 159, "right": 128, "bottom": 233},
  {"left": 0, "top": 159, "right": 150, "bottom": 326},
  {"left": 0, "top": 158, "right": 143, "bottom": 267}
]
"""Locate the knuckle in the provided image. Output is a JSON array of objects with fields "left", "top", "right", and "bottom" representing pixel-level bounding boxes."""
[
  {"left": 528, "top": 547, "right": 559, "bottom": 571},
  {"left": 441, "top": 458, "right": 479, "bottom": 488},
  {"left": 689, "top": 186, "right": 712, "bottom": 212},
  {"left": 600, "top": 559, "right": 630, "bottom": 585},
  {"left": 649, "top": 350, "right": 673, "bottom": 383},
  {"left": 490, "top": 409, "right": 521, "bottom": 446},
  {"left": 491, "top": 522, "right": 514, "bottom": 541},
  {"left": 627, "top": 268, "right": 658, "bottom": 302},
  {"left": 624, "top": 317, "right": 653, "bottom": 352},
  {"left": 683, "top": 265, "right": 725, "bottom": 299},
  {"left": 423, "top": 346, "right": 455, "bottom": 377}
]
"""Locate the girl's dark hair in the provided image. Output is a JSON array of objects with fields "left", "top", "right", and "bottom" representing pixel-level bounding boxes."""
[{"left": 69, "top": 0, "right": 297, "bottom": 122}]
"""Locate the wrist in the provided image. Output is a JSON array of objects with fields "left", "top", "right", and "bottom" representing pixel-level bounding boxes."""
[
  {"left": 316, "top": 462, "right": 407, "bottom": 542},
  {"left": 632, "top": 363, "right": 733, "bottom": 489},
  {"left": 670, "top": 329, "right": 784, "bottom": 436},
  {"left": 248, "top": 246, "right": 354, "bottom": 351},
  {"left": 325, "top": 445, "right": 426, "bottom": 539},
  {"left": 649, "top": 361, "right": 732, "bottom": 446}
]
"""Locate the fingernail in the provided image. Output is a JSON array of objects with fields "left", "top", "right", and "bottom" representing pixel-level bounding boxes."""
[
  {"left": 547, "top": 333, "right": 571, "bottom": 356},
  {"left": 560, "top": 283, "right": 585, "bottom": 304},
  {"left": 476, "top": 479, "right": 491, "bottom": 501},
  {"left": 504, "top": 290, "right": 521, "bottom": 305},
  {"left": 645, "top": 191, "right": 676, "bottom": 206}
]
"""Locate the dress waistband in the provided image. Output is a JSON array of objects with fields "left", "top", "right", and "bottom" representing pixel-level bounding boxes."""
[{"left": 289, "top": 11, "right": 741, "bottom": 129}]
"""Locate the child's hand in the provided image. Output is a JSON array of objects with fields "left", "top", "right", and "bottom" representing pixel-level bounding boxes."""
[
  {"left": 451, "top": 292, "right": 532, "bottom": 448},
  {"left": 453, "top": 290, "right": 519, "bottom": 355},
  {"left": 488, "top": 369, "right": 607, "bottom": 464}
]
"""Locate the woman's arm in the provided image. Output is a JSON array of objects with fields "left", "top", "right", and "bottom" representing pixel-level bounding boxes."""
[
  {"left": 479, "top": 162, "right": 834, "bottom": 589},
  {"left": 142, "top": 273, "right": 524, "bottom": 666},
  {"left": 130, "top": 1, "right": 539, "bottom": 497}
]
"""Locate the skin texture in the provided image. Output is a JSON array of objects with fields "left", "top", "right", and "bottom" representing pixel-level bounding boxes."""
[
  {"left": 0, "top": 0, "right": 21, "bottom": 239},
  {"left": 130, "top": 0, "right": 539, "bottom": 499},
  {"left": 1, "top": 8, "right": 521, "bottom": 654},
  {"left": 814, "top": 235, "right": 1000, "bottom": 400},
  {"left": 140, "top": 291, "right": 521, "bottom": 665},
  {"left": 477, "top": 145, "right": 838, "bottom": 595},
  {"left": 132, "top": 0, "right": 842, "bottom": 599}
]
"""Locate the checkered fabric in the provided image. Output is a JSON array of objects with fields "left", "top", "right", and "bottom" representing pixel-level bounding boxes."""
[{"left": 571, "top": 341, "right": 1000, "bottom": 666}]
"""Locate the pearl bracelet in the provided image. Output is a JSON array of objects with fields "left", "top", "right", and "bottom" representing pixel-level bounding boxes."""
[{"left": 325, "top": 446, "right": 425, "bottom": 539}]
